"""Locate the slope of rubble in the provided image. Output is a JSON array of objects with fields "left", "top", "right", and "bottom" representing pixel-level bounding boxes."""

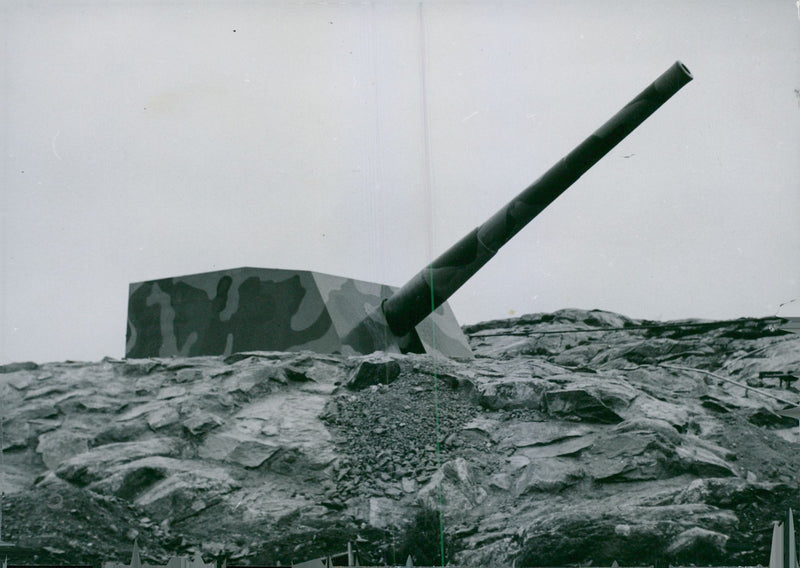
[{"left": 0, "top": 309, "right": 798, "bottom": 566}]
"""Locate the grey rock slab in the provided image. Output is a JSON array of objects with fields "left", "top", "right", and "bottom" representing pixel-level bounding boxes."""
[
  {"left": 89, "top": 455, "right": 188, "bottom": 496},
  {"left": 18, "top": 400, "right": 60, "bottom": 420},
  {"left": 590, "top": 431, "right": 675, "bottom": 460},
  {"left": 0, "top": 361, "right": 39, "bottom": 374},
  {"left": 90, "top": 455, "right": 236, "bottom": 503},
  {"left": 55, "top": 437, "right": 183, "bottom": 485},
  {"left": 666, "top": 526, "right": 729, "bottom": 555},
  {"left": 147, "top": 405, "right": 180, "bottom": 431},
  {"left": 773, "top": 427, "right": 800, "bottom": 444},
  {"left": 401, "top": 477, "right": 418, "bottom": 493},
  {"left": 157, "top": 386, "right": 188, "bottom": 400},
  {"left": 488, "top": 472, "right": 512, "bottom": 491},
  {"left": 368, "top": 496, "right": 409, "bottom": 529},
  {"left": 544, "top": 388, "right": 624, "bottom": 423},
  {"left": 4, "top": 372, "right": 34, "bottom": 390},
  {"left": 418, "top": 457, "right": 487, "bottom": 513},
  {"left": 174, "top": 368, "right": 204, "bottom": 383},
  {"left": 462, "top": 416, "right": 500, "bottom": 435},
  {"left": 624, "top": 366, "right": 707, "bottom": 398},
  {"left": 515, "top": 457, "right": 584, "bottom": 494},
  {"left": 581, "top": 377, "right": 638, "bottom": 408},
  {"left": 233, "top": 392, "right": 336, "bottom": 468},
  {"left": 224, "top": 483, "right": 312, "bottom": 522},
  {"left": 117, "top": 400, "right": 173, "bottom": 422},
  {"left": 93, "top": 420, "right": 150, "bottom": 446},
  {"left": 346, "top": 356, "right": 402, "bottom": 391},
  {"left": 506, "top": 455, "right": 530, "bottom": 473},
  {"left": 618, "top": 338, "right": 682, "bottom": 365},
  {"left": 0, "top": 460, "right": 37, "bottom": 494},
  {"left": 302, "top": 360, "right": 347, "bottom": 385},
  {"left": 499, "top": 421, "right": 593, "bottom": 449},
  {"left": 133, "top": 465, "right": 241, "bottom": 522},
  {"left": 475, "top": 377, "right": 555, "bottom": 410},
  {"left": 551, "top": 344, "right": 604, "bottom": 367},
  {"left": 223, "top": 364, "right": 284, "bottom": 395},
  {"left": 36, "top": 430, "right": 90, "bottom": 470},
  {"left": 584, "top": 430, "right": 679, "bottom": 482},
  {"left": 675, "top": 445, "right": 736, "bottom": 477},
  {"left": 133, "top": 376, "right": 162, "bottom": 395},
  {"left": 199, "top": 431, "right": 280, "bottom": 468},
  {"left": 77, "top": 395, "right": 123, "bottom": 413},
  {"left": 685, "top": 434, "right": 737, "bottom": 462},
  {"left": 454, "top": 416, "right": 501, "bottom": 446},
  {"left": 672, "top": 477, "right": 774, "bottom": 506},
  {"left": 24, "top": 384, "right": 67, "bottom": 400},
  {"left": 613, "top": 417, "right": 682, "bottom": 445},
  {"left": 514, "top": 435, "right": 595, "bottom": 459},
  {"left": 117, "top": 359, "right": 161, "bottom": 376},
  {"left": 626, "top": 395, "right": 689, "bottom": 428},
  {"left": 183, "top": 412, "right": 225, "bottom": 436}
]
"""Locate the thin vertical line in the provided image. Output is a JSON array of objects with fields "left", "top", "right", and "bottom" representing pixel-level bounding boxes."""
[
  {"left": 0, "top": 416, "right": 4, "bottom": 543},
  {"left": 418, "top": 4, "right": 445, "bottom": 566}
]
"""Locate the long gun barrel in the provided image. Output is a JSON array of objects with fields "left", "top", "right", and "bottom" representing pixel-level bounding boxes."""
[{"left": 382, "top": 61, "right": 693, "bottom": 337}]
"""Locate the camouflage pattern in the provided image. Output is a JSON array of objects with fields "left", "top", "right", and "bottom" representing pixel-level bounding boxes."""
[
  {"left": 128, "top": 63, "right": 692, "bottom": 359},
  {"left": 383, "top": 61, "right": 693, "bottom": 336},
  {"left": 126, "top": 267, "right": 472, "bottom": 359}
]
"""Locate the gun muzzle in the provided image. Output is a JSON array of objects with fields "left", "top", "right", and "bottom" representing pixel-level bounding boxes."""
[{"left": 383, "top": 61, "right": 693, "bottom": 337}]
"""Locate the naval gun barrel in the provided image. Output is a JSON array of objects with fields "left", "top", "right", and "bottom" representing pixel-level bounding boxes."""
[{"left": 383, "top": 61, "right": 693, "bottom": 337}]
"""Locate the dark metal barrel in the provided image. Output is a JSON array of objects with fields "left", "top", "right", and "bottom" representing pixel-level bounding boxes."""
[{"left": 383, "top": 61, "right": 693, "bottom": 337}]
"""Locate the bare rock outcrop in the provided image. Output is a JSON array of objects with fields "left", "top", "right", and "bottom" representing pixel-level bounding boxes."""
[{"left": 0, "top": 310, "right": 798, "bottom": 566}]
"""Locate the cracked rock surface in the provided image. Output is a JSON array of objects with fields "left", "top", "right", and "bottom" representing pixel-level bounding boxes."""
[{"left": 0, "top": 309, "right": 798, "bottom": 566}]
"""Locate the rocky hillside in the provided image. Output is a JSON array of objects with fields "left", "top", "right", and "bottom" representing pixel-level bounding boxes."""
[{"left": 1, "top": 309, "right": 799, "bottom": 567}]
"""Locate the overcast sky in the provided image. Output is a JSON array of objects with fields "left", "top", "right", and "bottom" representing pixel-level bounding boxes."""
[{"left": 2, "top": 1, "right": 798, "bottom": 364}]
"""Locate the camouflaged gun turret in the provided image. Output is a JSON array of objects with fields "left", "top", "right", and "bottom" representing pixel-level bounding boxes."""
[{"left": 126, "top": 61, "right": 692, "bottom": 360}]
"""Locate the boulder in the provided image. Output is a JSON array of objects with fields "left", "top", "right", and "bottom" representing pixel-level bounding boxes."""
[
  {"left": 368, "top": 496, "right": 409, "bottom": 529},
  {"left": 199, "top": 431, "right": 280, "bottom": 468},
  {"left": 174, "top": 368, "right": 204, "bottom": 383},
  {"left": 117, "top": 360, "right": 161, "bottom": 376},
  {"left": 183, "top": 412, "right": 225, "bottom": 437},
  {"left": 627, "top": 395, "right": 689, "bottom": 428},
  {"left": 89, "top": 455, "right": 177, "bottom": 497},
  {"left": 418, "top": 458, "right": 487, "bottom": 513},
  {"left": 36, "top": 430, "right": 90, "bottom": 470},
  {"left": 748, "top": 407, "right": 798, "bottom": 428},
  {"left": 619, "top": 338, "right": 680, "bottom": 364},
  {"left": 346, "top": 356, "right": 402, "bottom": 390},
  {"left": 544, "top": 389, "right": 623, "bottom": 423},
  {"left": 515, "top": 458, "right": 584, "bottom": 494},
  {"left": 551, "top": 344, "right": 604, "bottom": 368},
  {"left": 233, "top": 392, "right": 336, "bottom": 469},
  {"left": 55, "top": 437, "right": 183, "bottom": 486},
  {"left": 223, "top": 364, "right": 284, "bottom": 397},
  {"left": 456, "top": 417, "right": 500, "bottom": 446},
  {"left": 666, "top": 526, "right": 728, "bottom": 557},
  {"left": 0, "top": 361, "right": 39, "bottom": 373},
  {"left": 675, "top": 445, "right": 736, "bottom": 477},
  {"left": 585, "top": 431, "right": 678, "bottom": 482},
  {"left": 613, "top": 418, "right": 682, "bottom": 445},
  {"left": 4, "top": 372, "right": 34, "bottom": 390},
  {"left": 88, "top": 455, "right": 240, "bottom": 515},
  {"left": 133, "top": 465, "right": 241, "bottom": 522},
  {"left": 147, "top": 405, "right": 180, "bottom": 430},
  {"left": 476, "top": 377, "right": 553, "bottom": 410}
]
